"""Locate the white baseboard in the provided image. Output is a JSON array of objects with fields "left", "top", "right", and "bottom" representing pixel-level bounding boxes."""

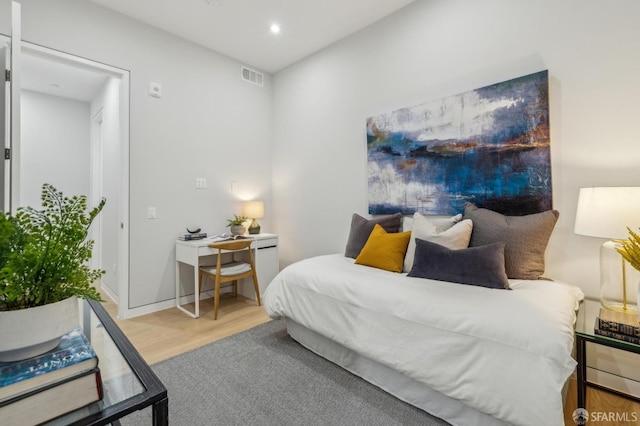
[
  {"left": 100, "top": 283, "right": 118, "bottom": 304},
  {"left": 113, "top": 291, "right": 225, "bottom": 319}
]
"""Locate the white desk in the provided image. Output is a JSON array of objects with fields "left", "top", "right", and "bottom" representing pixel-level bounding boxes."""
[{"left": 175, "top": 233, "right": 279, "bottom": 318}]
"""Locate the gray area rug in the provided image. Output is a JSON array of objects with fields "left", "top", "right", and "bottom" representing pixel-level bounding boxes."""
[{"left": 122, "top": 320, "right": 449, "bottom": 425}]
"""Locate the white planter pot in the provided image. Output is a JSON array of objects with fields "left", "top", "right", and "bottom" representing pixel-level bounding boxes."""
[
  {"left": 230, "top": 225, "right": 246, "bottom": 236},
  {"left": 0, "top": 296, "right": 79, "bottom": 362}
]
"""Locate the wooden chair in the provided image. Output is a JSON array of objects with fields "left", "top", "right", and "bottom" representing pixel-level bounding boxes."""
[{"left": 197, "top": 239, "right": 261, "bottom": 320}]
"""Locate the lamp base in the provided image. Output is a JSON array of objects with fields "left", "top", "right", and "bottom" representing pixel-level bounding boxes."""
[
  {"left": 602, "top": 302, "right": 638, "bottom": 314},
  {"left": 600, "top": 240, "right": 640, "bottom": 315},
  {"left": 248, "top": 219, "right": 261, "bottom": 235}
]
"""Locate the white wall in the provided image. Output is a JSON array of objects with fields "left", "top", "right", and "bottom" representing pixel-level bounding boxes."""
[
  {"left": 0, "top": 0, "right": 273, "bottom": 310},
  {"left": 6, "top": 0, "right": 640, "bottom": 310},
  {"left": 272, "top": 0, "right": 640, "bottom": 299},
  {"left": 20, "top": 89, "right": 90, "bottom": 207}
]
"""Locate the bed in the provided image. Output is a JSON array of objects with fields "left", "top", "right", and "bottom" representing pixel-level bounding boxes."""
[{"left": 263, "top": 206, "right": 585, "bottom": 426}]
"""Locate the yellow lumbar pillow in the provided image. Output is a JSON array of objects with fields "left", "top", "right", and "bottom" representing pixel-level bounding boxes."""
[{"left": 354, "top": 224, "right": 411, "bottom": 273}]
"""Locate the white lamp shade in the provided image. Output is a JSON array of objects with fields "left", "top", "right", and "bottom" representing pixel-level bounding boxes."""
[
  {"left": 574, "top": 187, "right": 640, "bottom": 239},
  {"left": 243, "top": 201, "right": 264, "bottom": 219}
]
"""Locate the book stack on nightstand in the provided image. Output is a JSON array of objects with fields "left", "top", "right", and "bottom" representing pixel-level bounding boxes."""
[
  {"left": 0, "top": 327, "right": 103, "bottom": 426},
  {"left": 594, "top": 308, "right": 640, "bottom": 345}
]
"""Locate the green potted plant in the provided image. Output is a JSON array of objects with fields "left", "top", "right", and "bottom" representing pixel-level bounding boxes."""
[
  {"left": 0, "top": 183, "right": 105, "bottom": 361},
  {"left": 226, "top": 214, "right": 248, "bottom": 236}
]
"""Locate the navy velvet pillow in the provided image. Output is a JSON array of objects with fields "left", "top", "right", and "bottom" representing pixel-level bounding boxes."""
[{"left": 407, "top": 238, "right": 510, "bottom": 290}]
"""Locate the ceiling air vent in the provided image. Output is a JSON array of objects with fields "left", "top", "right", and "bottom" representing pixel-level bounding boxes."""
[{"left": 241, "top": 66, "right": 264, "bottom": 87}]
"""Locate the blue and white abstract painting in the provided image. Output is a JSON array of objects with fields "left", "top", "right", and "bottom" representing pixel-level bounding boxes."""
[{"left": 367, "top": 70, "right": 551, "bottom": 216}]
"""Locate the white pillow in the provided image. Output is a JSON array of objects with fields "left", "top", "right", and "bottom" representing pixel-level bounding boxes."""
[
  {"left": 403, "top": 213, "right": 473, "bottom": 272},
  {"left": 426, "top": 213, "right": 463, "bottom": 232},
  {"left": 402, "top": 213, "right": 462, "bottom": 232}
]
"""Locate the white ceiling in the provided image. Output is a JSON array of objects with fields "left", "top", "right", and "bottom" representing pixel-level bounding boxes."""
[
  {"left": 21, "top": 53, "right": 109, "bottom": 103},
  {"left": 88, "top": 0, "right": 415, "bottom": 73},
  {"left": 18, "top": 0, "right": 414, "bottom": 103}
]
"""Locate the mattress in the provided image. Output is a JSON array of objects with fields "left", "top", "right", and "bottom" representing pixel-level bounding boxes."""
[
  {"left": 286, "top": 318, "right": 505, "bottom": 426},
  {"left": 263, "top": 254, "right": 584, "bottom": 426}
]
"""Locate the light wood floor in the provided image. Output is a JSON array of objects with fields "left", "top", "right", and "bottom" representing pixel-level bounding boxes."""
[
  {"left": 102, "top": 294, "right": 270, "bottom": 365},
  {"left": 101, "top": 295, "right": 640, "bottom": 425},
  {"left": 563, "top": 380, "right": 640, "bottom": 425}
]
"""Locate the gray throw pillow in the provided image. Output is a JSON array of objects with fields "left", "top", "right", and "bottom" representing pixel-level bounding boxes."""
[
  {"left": 408, "top": 239, "right": 510, "bottom": 289},
  {"left": 463, "top": 203, "right": 559, "bottom": 279},
  {"left": 345, "top": 213, "right": 403, "bottom": 258},
  {"left": 403, "top": 213, "right": 473, "bottom": 273}
]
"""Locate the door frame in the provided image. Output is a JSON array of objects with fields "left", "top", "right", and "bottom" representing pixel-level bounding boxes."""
[
  {"left": 90, "top": 108, "right": 104, "bottom": 277},
  {"left": 1, "top": 44, "right": 9, "bottom": 213},
  {"left": 20, "top": 41, "right": 132, "bottom": 319},
  {"left": 8, "top": 1, "right": 21, "bottom": 213}
]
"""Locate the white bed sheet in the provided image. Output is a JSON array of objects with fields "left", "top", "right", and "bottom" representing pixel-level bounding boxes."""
[{"left": 263, "top": 254, "right": 584, "bottom": 426}]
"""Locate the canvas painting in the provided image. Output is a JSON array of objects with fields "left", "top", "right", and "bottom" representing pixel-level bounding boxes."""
[{"left": 367, "top": 70, "right": 551, "bottom": 216}]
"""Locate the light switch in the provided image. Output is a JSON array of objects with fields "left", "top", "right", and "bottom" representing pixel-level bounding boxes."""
[
  {"left": 196, "top": 178, "right": 207, "bottom": 189},
  {"left": 148, "top": 207, "right": 157, "bottom": 219}
]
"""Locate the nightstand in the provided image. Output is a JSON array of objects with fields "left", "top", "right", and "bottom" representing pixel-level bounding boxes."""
[{"left": 575, "top": 299, "right": 640, "bottom": 409}]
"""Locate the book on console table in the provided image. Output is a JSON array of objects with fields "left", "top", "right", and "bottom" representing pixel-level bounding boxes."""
[
  {"left": 595, "top": 307, "right": 640, "bottom": 338},
  {"left": 0, "top": 326, "right": 99, "bottom": 401},
  {"left": 0, "top": 367, "right": 103, "bottom": 426},
  {"left": 0, "top": 326, "right": 103, "bottom": 425}
]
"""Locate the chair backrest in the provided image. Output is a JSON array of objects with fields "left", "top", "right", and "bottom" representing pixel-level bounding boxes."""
[
  {"left": 201, "top": 238, "right": 261, "bottom": 320},
  {"left": 208, "top": 240, "right": 255, "bottom": 273}
]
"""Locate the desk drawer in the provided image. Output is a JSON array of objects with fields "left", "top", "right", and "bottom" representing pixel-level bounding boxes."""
[
  {"left": 255, "top": 237, "right": 278, "bottom": 249},
  {"left": 197, "top": 246, "right": 218, "bottom": 256},
  {"left": 195, "top": 237, "right": 277, "bottom": 256}
]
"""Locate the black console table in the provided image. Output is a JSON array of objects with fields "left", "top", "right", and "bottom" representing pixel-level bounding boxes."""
[{"left": 46, "top": 299, "right": 168, "bottom": 425}]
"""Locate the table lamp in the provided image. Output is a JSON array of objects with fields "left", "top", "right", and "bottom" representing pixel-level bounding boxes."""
[
  {"left": 574, "top": 187, "right": 640, "bottom": 313},
  {"left": 243, "top": 201, "right": 264, "bottom": 235}
]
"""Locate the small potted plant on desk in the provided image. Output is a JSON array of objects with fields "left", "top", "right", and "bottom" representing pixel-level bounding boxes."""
[
  {"left": 226, "top": 215, "right": 248, "bottom": 236},
  {"left": 0, "top": 184, "right": 105, "bottom": 361}
]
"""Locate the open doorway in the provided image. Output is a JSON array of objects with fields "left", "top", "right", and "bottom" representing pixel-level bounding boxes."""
[{"left": 16, "top": 41, "right": 130, "bottom": 318}]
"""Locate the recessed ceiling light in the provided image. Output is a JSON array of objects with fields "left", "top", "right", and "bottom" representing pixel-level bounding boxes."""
[{"left": 270, "top": 24, "right": 281, "bottom": 34}]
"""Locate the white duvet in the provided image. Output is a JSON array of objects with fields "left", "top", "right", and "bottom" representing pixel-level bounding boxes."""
[{"left": 263, "top": 254, "right": 584, "bottom": 426}]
